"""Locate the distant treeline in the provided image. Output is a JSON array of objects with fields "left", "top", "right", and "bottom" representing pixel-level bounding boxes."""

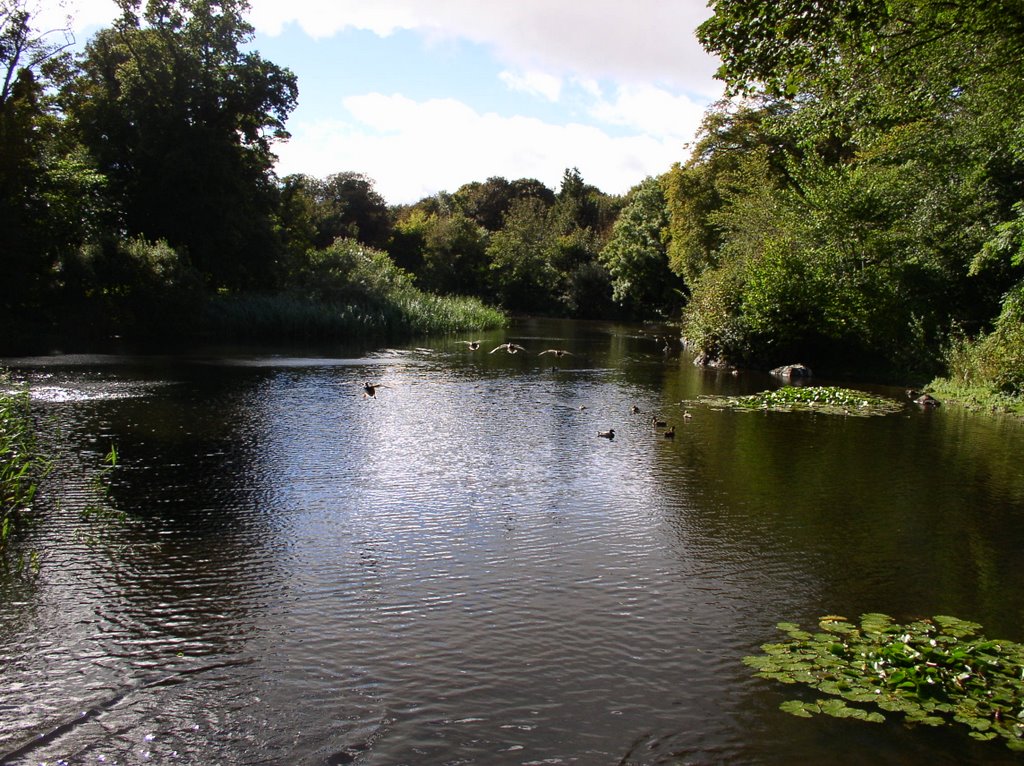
[{"left": 2, "top": 0, "right": 1022, "bottom": 398}]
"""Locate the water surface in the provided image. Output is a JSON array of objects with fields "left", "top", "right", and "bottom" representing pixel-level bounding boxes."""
[{"left": 2, "top": 319, "right": 1023, "bottom": 765}]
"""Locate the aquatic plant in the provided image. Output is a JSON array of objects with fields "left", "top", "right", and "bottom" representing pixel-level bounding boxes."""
[
  {"left": 745, "top": 613, "right": 1024, "bottom": 750},
  {"left": 697, "top": 386, "right": 903, "bottom": 416},
  {"left": 0, "top": 376, "right": 48, "bottom": 572}
]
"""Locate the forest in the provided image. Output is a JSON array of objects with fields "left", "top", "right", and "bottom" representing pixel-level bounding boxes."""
[{"left": 2, "top": 0, "right": 1022, "bottom": 403}]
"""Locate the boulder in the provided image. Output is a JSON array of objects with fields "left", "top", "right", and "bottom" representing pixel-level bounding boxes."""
[{"left": 770, "top": 363, "right": 813, "bottom": 379}]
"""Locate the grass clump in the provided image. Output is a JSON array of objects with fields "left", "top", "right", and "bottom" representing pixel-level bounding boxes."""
[
  {"left": 0, "top": 375, "right": 48, "bottom": 571},
  {"left": 930, "top": 290, "right": 1024, "bottom": 416}
]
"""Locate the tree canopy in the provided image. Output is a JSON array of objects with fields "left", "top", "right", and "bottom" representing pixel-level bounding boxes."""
[{"left": 66, "top": 0, "right": 297, "bottom": 288}]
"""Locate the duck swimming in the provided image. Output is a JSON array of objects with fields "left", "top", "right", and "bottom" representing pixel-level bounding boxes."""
[
  {"left": 663, "top": 425, "right": 675, "bottom": 438},
  {"left": 651, "top": 415, "right": 667, "bottom": 428},
  {"left": 597, "top": 429, "right": 615, "bottom": 439}
]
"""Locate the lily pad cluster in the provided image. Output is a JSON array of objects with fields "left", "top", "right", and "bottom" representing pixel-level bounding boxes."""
[
  {"left": 700, "top": 386, "right": 903, "bottom": 416},
  {"left": 745, "top": 613, "right": 1024, "bottom": 750}
]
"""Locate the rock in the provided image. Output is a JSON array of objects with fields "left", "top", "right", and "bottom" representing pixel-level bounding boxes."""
[{"left": 770, "top": 363, "right": 813, "bottom": 379}]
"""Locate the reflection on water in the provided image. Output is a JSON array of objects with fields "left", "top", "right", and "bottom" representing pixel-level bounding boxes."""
[{"left": 2, "top": 319, "right": 1024, "bottom": 765}]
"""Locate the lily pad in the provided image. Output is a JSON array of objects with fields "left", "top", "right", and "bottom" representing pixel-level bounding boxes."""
[
  {"left": 744, "top": 613, "right": 1024, "bottom": 751},
  {"left": 692, "top": 386, "right": 904, "bottom": 417}
]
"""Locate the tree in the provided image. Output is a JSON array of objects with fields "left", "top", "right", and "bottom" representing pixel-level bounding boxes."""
[
  {"left": 453, "top": 176, "right": 555, "bottom": 231},
  {"left": 599, "top": 176, "right": 683, "bottom": 318},
  {"left": 676, "top": 0, "right": 1024, "bottom": 375},
  {"left": 305, "top": 172, "right": 392, "bottom": 250},
  {"left": 66, "top": 0, "right": 298, "bottom": 289},
  {"left": 486, "top": 197, "right": 559, "bottom": 312},
  {"left": 1, "top": 1, "right": 104, "bottom": 323}
]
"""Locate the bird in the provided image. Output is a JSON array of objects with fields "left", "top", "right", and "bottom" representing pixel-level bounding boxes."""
[
  {"left": 491, "top": 342, "right": 526, "bottom": 354},
  {"left": 630, "top": 405, "right": 641, "bottom": 414},
  {"left": 683, "top": 411, "right": 693, "bottom": 420},
  {"left": 597, "top": 429, "right": 615, "bottom": 439},
  {"left": 459, "top": 340, "right": 483, "bottom": 350},
  {"left": 362, "top": 381, "right": 388, "bottom": 398},
  {"left": 538, "top": 349, "right": 573, "bottom": 358},
  {"left": 663, "top": 426, "right": 676, "bottom": 438},
  {"left": 651, "top": 415, "right": 667, "bottom": 428}
]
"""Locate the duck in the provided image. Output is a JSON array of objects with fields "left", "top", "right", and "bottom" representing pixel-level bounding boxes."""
[
  {"left": 682, "top": 410, "right": 693, "bottom": 420},
  {"left": 491, "top": 342, "right": 527, "bottom": 354},
  {"left": 630, "top": 405, "right": 641, "bottom": 414},
  {"left": 651, "top": 415, "right": 667, "bottom": 428},
  {"left": 362, "top": 381, "right": 388, "bottom": 398},
  {"left": 538, "top": 349, "right": 573, "bottom": 358},
  {"left": 459, "top": 340, "right": 483, "bottom": 350},
  {"left": 597, "top": 429, "right": 615, "bottom": 439},
  {"left": 663, "top": 426, "right": 675, "bottom": 438}
]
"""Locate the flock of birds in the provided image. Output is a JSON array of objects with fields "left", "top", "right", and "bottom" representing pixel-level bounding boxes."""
[{"left": 362, "top": 337, "right": 691, "bottom": 442}]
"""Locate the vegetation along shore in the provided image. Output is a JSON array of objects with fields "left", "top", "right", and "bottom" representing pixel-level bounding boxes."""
[{"left": 1, "top": 0, "right": 1022, "bottom": 413}]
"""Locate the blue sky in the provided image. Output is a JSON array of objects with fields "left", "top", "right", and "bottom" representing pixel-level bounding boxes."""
[{"left": 56, "top": 0, "right": 723, "bottom": 205}]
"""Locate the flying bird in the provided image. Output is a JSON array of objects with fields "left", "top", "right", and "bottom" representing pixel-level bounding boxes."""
[
  {"left": 538, "top": 349, "right": 573, "bottom": 358},
  {"left": 362, "top": 382, "right": 389, "bottom": 398},
  {"left": 459, "top": 340, "right": 483, "bottom": 350},
  {"left": 491, "top": 342, "right": 526, "bottom": 354}
]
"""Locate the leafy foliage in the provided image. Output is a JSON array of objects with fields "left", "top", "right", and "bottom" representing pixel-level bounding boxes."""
[
  {"left": 599, "top": 176, "right": 683, "bottom": 317},
  {"left": 66, "top": 0, "right": 298, "bottom": 289},
  {"left": 746, "top": 614, "right": 1024, "bottom": 750}
]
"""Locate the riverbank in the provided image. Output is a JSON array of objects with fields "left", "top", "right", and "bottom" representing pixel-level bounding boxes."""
[{"left": 924, "top": 378, "right": 1024, "bottom": 417}]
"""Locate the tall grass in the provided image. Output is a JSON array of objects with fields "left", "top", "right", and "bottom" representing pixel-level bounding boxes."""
[
  {"left": 1, "top": 376, "right": 47, "bottom": 570},
  {"left": 202, "top": 289, "right": 505, "bottom": 341},
  {"left": 930, "top": 291, "right": 1024, "bottom": 415}
]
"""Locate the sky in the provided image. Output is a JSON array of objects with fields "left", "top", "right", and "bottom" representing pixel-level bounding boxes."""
[{"left": 48, "top": 0, "right": 724, "bottom": 205}]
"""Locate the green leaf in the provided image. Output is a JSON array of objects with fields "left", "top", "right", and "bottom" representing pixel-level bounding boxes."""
[{"left": 779, "top": 700, "right": 816, "bottom": 718}]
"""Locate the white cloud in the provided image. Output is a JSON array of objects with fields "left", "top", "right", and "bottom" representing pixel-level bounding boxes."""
[
  {"left": 273, "top": 93, "right": 691, "bottom": 204},
  {"left": 248, "top": 0, "right": 722, "bottom": 98},
  {"left": 48, "top": 0, "right": 721, "bottom": 205},
  {"left": 54, "top": 0, "right": 721, "bottom": 98},
  {"left": 498, "top": 70, "right": 562, "bottom": 102},
  {"left": 588, "top": 83, "right": 707, "bottom": 142}
]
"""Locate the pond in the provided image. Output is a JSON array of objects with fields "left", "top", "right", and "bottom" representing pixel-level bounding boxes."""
[{"left": 2, "top": 317, "right": 1024, "bottom": 765}]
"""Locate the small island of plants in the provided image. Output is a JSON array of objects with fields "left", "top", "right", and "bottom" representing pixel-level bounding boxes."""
[
  {"left": 745, "top": 613, "right": 1024, "bottom": 751},
  {"left": 693, "top": 386, "right": 904, "bottom": 417}
]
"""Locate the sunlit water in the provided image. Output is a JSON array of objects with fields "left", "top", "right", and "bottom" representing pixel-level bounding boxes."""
[{"left": 2, "top": 319, "right": 1024, "bottom": 765}]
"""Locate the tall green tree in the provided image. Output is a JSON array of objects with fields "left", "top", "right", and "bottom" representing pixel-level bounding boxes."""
[
  {"left": 677, "top": 0, "right": 1024, "bottom": 374},
  {"left": 1, "top": 1, "right": 103, "bottom": 324},
  {"left": 599, "top": 176, "right": 683, "bottom": 318},
  {"left": 486, "top": 197, "right": 559, "bottom": 312},
  {"left": 304, "top": 171, "right": 392, "bottom": 250},
  {"left": 67, "top": 0, "right": 297, "bottom": 289}
]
